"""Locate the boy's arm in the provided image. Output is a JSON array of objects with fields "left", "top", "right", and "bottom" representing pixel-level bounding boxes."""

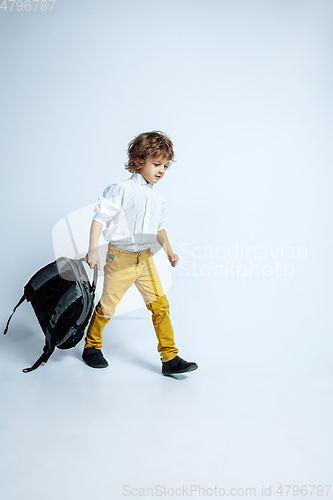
[
  {"left": 157, "top": 228, "right": 179, "bottom": 267},
  {"left": 85, "top": 184, "right": 122, "bottom": 270},
  {"left": 85, "top": 220, "right": 103, "bottom": 270}
]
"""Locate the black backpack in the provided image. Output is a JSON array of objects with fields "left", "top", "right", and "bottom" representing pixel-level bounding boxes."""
[{"left": 3, "top": 256, "right": 98, "bottom": 373}]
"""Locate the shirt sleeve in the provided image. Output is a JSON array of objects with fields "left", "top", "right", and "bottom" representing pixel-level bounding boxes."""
[
  {"left": 157, "top": 193, "right": 166, "bottom": 231},
  {"left": 92, "top": 184, "right": 122, "bottom": 224}
]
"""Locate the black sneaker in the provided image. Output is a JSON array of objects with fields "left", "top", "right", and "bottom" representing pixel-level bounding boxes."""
[
  {"left": 82, "top": 347, "right": 109, "bottom": 368},
  {"left": 162, "top": 356, "right": 198, "bottom": 375}
]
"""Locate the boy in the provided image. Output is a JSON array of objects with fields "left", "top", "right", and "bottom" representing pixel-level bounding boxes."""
[{"left": 83, "top": 131, "right": 198, "bottom": 375}]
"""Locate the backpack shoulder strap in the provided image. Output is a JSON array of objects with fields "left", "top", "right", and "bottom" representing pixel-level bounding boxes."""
[
  {"left": 3, "top": 294, "right": 26, "bottom": 335},
  {"left": 22, "top": 286, "right": 80, "bottom": 373},
  {"left": 22, "top": 284, "right": 82, "bottom": 373},
  {"left": 44, "top": 284, "right": 82, "bottom": 345},
  {"left": 22, "top": 345, "right": 55, "bottom": 373},
  {"left": 78, "top": 258, "right": 98, "bottom": 294}
]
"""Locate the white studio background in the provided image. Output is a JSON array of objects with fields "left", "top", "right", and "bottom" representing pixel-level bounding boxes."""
[{"left": 0, "top": 1, "right": 332, "bottom": 499}]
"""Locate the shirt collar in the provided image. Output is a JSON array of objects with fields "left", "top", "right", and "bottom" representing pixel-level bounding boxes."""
[{"left": 131, "top": 171, "right": 154, "bottom": 187}]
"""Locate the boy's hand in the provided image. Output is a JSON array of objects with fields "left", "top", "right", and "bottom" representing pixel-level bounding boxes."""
[
  {"left": 85, "top": 249, "right": 101, "bottom": 271},
  {"left": 167, "top": 252, "right": 179, "bottom": 267}
]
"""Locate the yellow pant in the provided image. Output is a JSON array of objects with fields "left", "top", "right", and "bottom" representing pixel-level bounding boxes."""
[{"left": 84, "top": 243, "right": 179, "bottom": 362}]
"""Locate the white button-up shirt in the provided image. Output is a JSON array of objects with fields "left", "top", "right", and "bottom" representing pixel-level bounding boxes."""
[{"left": 92, "top": 171, "right": 166, "bottom": 252}]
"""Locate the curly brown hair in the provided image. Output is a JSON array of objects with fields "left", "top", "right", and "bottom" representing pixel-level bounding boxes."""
[{"left": 125, "top": 130, "right": 175, "bottom": 173}]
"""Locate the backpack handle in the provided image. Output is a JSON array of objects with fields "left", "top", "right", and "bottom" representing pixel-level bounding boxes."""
[{"left": 79, "top": 258, "right": 98, "bottom": 294}]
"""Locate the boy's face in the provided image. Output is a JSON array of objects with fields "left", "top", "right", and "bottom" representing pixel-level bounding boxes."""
[{"left": 136, "top": 155, "right": 169, "bottom": 184}]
